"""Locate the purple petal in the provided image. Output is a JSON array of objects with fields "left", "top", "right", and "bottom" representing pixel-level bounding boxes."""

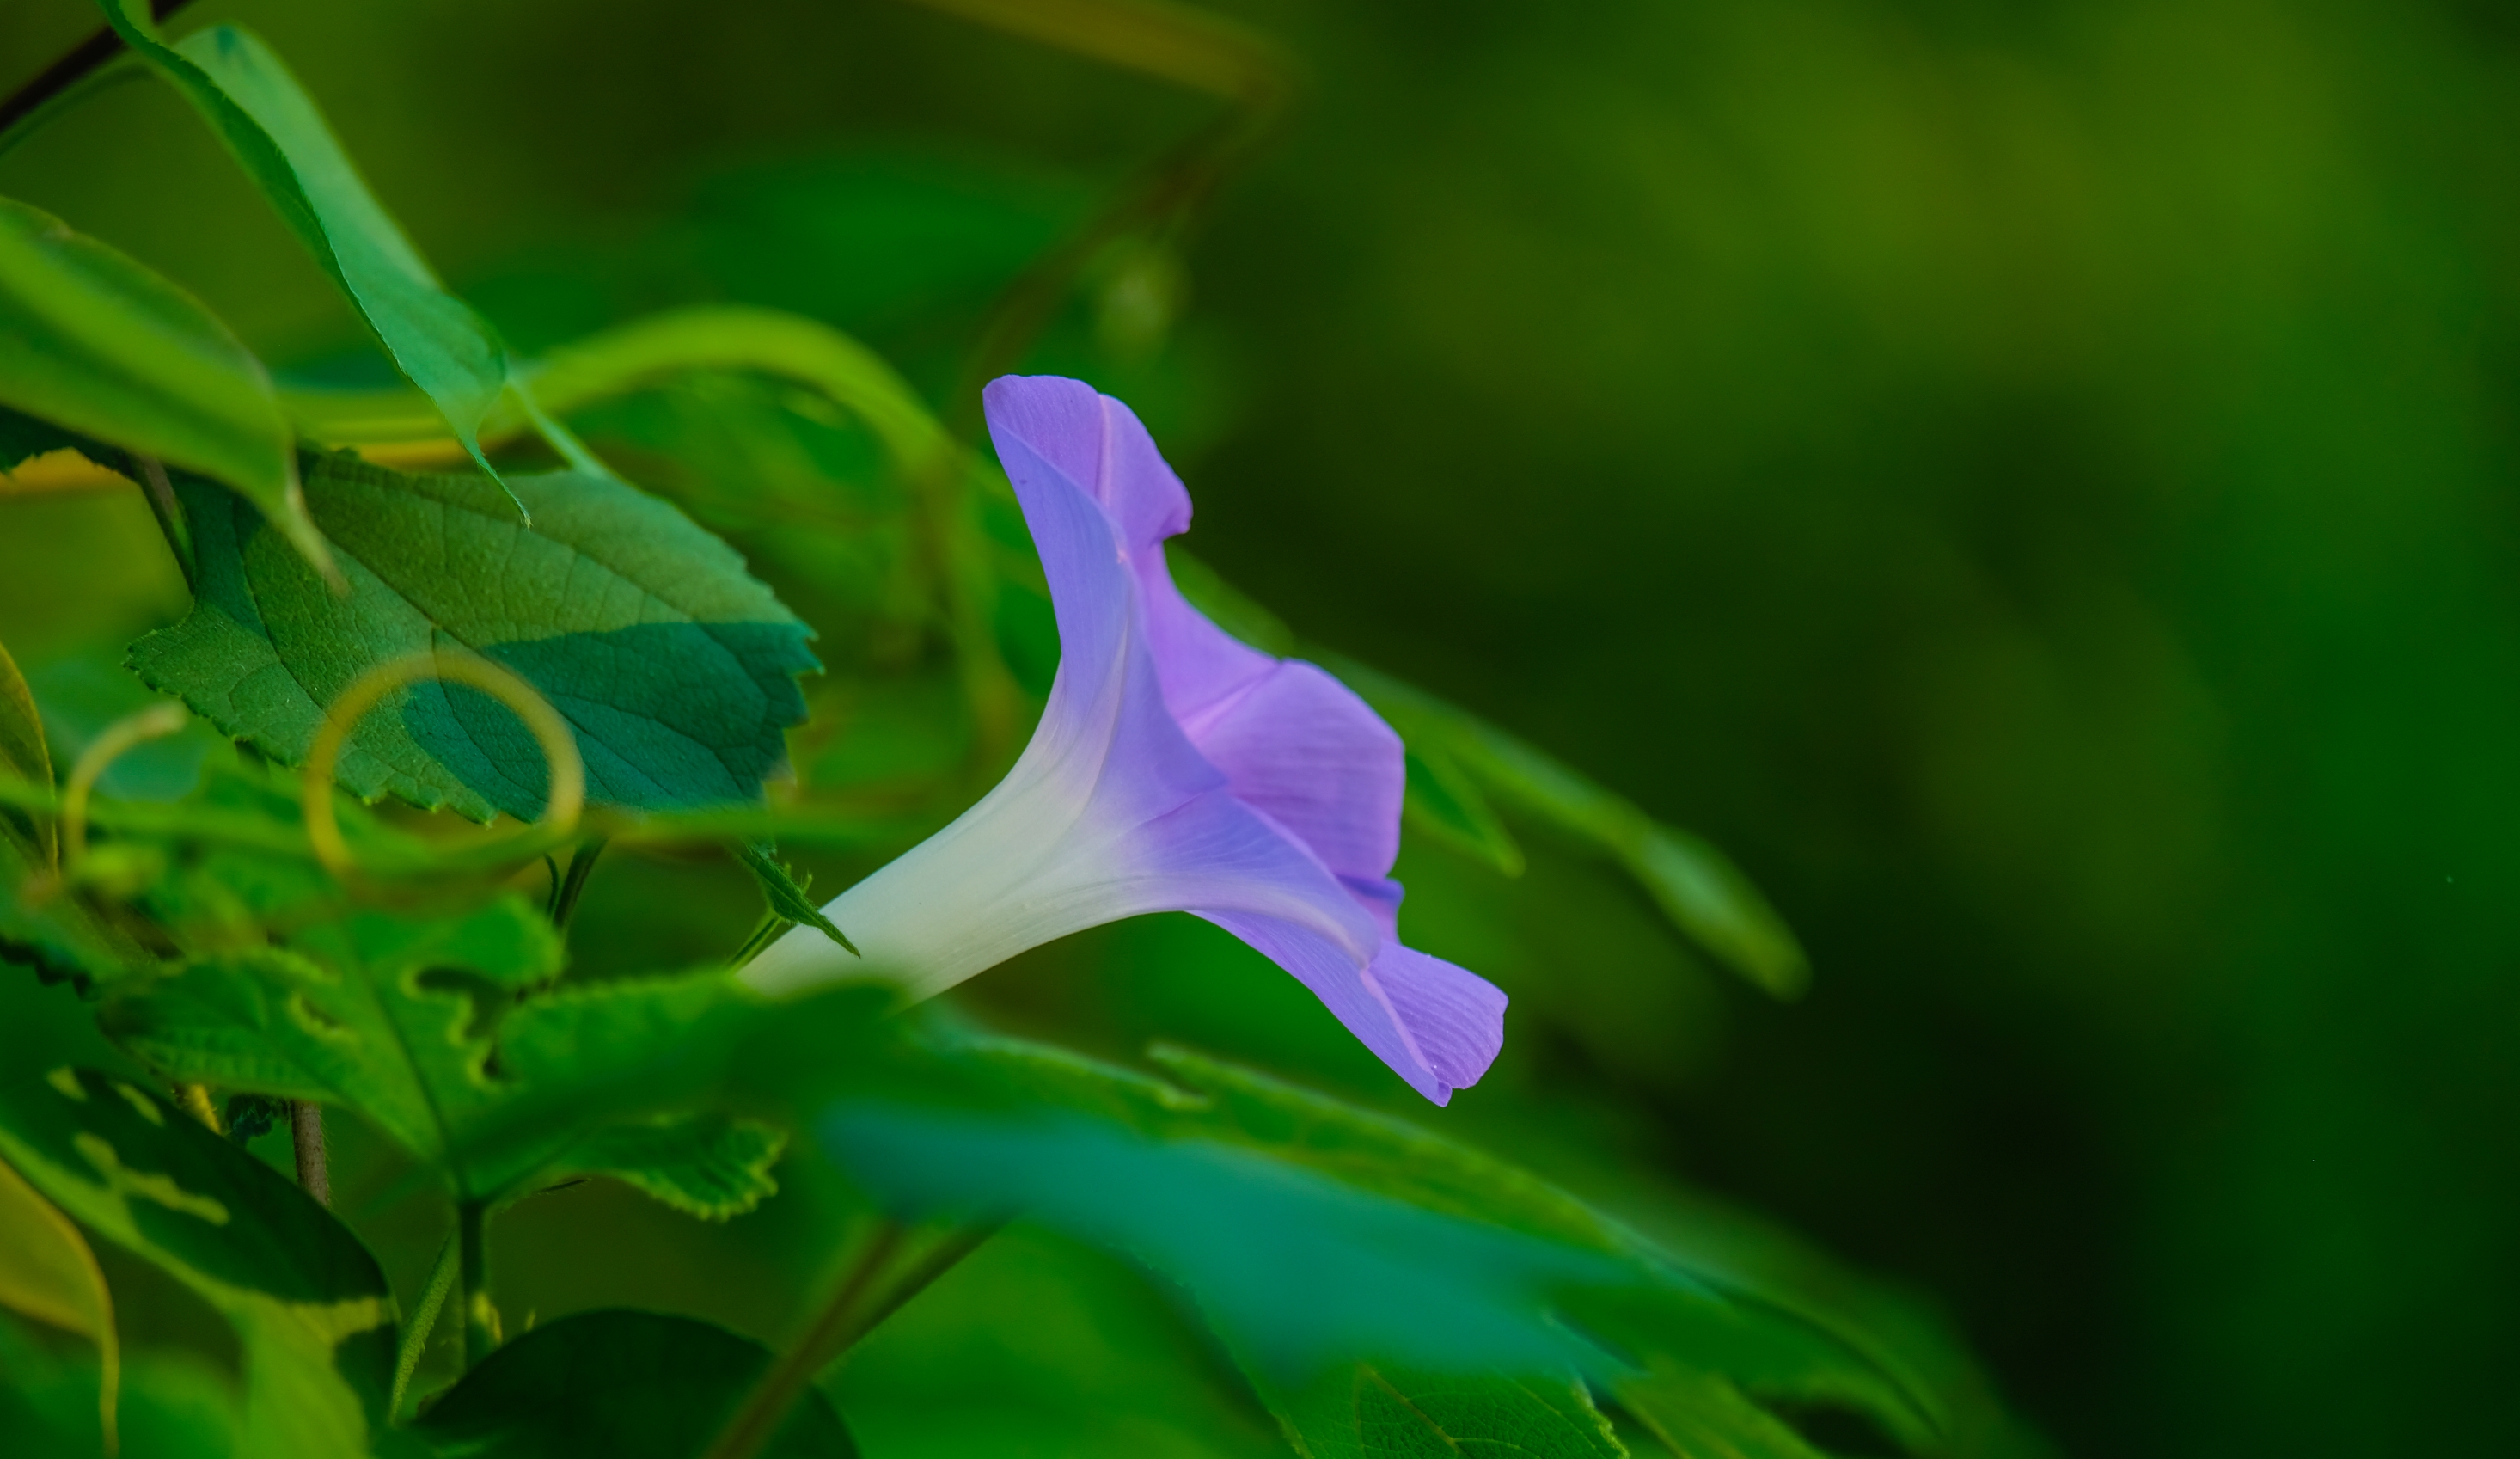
[
  {"left": 1175, "top": 657, "right": 1404, "bottom": 891},
  {"left": 1200, "top": 911, "right": 1505, "bottom": 1106}
]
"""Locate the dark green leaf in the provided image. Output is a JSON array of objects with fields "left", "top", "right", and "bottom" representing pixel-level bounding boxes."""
[
  {"left": 0, "top": 195, "right": 327, "bottom": 570},
  {"left": 101, "top": 896, "right": 560, "bottom": 1192},
  {"left": 736, "top": 840, "right": 857, "bottom": 954},
  {"left": 1258, "top": 1365, "right": 1626, "bottom": 1459},
  {"left": 128, "top": 452, "right": 818, "bottom": 821},
  {"left": 98, "top": 7, "right": 510, "bottom": 494},
  {"left": 0, "top": 1064, "right": 397, "bottom": 1456},
  {"left": 0, "top": 400, "right": 92, "bottom": 469},
  {"left": 411, "top": 1309, "right": 856, "bottom": 1458}
]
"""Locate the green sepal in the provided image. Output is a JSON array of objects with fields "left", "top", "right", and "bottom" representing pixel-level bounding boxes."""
[
  {"left": 735, "top": 839, "right": 857, "bottom": 953},
  {"left": 128, "top": 452, "right": 818, "bottom": 822}
]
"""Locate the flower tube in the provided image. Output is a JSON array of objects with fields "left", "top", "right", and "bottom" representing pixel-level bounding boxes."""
[{"left": 742, "top": 376, "right": 1505, "bottom": 1103}]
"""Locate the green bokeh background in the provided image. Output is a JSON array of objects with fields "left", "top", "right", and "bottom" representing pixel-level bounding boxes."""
[{"left": 8, "top": 2, "right": 2519, "bottom": 1455}]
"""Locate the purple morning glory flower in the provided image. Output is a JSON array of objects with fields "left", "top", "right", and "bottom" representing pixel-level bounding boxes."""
[{"left": 742, "top": 376, "right": 1505, "bottom": 1104}]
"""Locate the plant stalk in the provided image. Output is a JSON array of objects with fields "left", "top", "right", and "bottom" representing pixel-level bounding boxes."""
[
  {"left": 547, "top": 836, "right": 607, "bottom": 929},
  {"left": 0, "top": 0, "right": 198, "bottom": 138},
  {"left": 291, "top": 1100, "right": 330, "bottom": 1205},
  {"left": 457, "top": 1198, "right": 496, "bottom": 1366},
  {"left": 703, "top": 1220, "right": 908, "bottom": 1459},
  {"left": 389, "top": 1231, "right": 462, "bottom": 1420}
]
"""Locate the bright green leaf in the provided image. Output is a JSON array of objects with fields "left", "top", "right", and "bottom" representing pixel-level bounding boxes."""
[
  {"left": 127, "top": 452, "right": 818, "bottom": 822},
  {"left": 100, "top": 895, "right": 561, "bottom": 1196},
  {"left": 411, "top": 1309, "right": 856, "bottom": 1458},
  {"left": 97, "top": 7, "right": 509, "bottom": 497},
  {"left": 0, "top": 196, "right": 327, "bottom": 571},
  {"left": 0, "top": 1064, "right": 397, "bottom": 1457}
]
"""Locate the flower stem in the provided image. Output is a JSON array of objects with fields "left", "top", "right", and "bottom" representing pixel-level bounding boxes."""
[
  {"left": 457, "top": 1198, "right": 498, "bottom": 1366},
  {"left": 703, "top": 1220, "right": 908, "bottom": 1459},
  {"left": 0, "top": 0, "right": 198, "bottom": 139},
  {"left": 547, "top": 836, "right": 608, "bottom": 929},
  {"left": 390, "top": 1231, "right": 461, "bottom": 1420},
  {"left": 290, "top": 1101, "right": 330, "bottom": 1206}
]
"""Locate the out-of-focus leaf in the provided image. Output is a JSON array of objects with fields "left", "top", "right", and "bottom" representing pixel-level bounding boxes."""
[
  {"left": 1256, "top": 1365, "right": 1625, "bottom": 1459},
  {"left": 0, "top": 194, "right": 325, "bottom": 570},
  {"left": 0, "top": 1318, "right": 238, "bottom": 1459},
  {"left": 735, "top": 840, "right": 857, "bottom": 954},
  {"left": 1400, "top": 745, "right": 1526, "bottom": 878},
  {"left": 821, "top": 1103, "right": 1618, "bottom": 1379},
  {"left": 27, "top": 647, "right": 222, "bottom": 805},
  {"left": 287, "top": 305, "right": 951, "bottom": 476},
  {"left": 1327, "top": 656, "right": 1808, "bottom": 999},
  {"left": 544, "top": 1112, "right": 786, "bottom": 1220},
  {"left": 97, "top": 7, "right": 509, "bottom": 494},
  {"left": 411, "top": 1309, "right": 856, "bottom": 1458},
  {"left": 0, "top": 1064, "right": 396, "bottom": 1456},
  {"left": 0, "top": 400, "right": 94, "bottom": 472},
  {"left": 1160, "top": 552, "right": 1800, "bottom": 992},
  {"left": 1612, "top": 1359, "right": 1826, "bottom": 1459},
  {"left": 455, "top": 982, "right": 1945, "bottom": 1448},
  {"left": 128, "top": 452, "right": 818, "bottom": 821},
  {"left": 0, "top": 1149, "right": 116, "bottom": 1440},
  {"left": 99, "top": 896, "right": 560, "bottom": 1195},
  {"left": 0, "top": 635, "right": 53, "bottom": 866}
]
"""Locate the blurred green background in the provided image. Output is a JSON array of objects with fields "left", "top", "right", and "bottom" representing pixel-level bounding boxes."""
[{"left": 8, "top": 2, "right": 2520, "bottom": 1456}]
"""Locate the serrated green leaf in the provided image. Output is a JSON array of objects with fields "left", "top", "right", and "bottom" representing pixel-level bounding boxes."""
[
  {"left": 97, "top": 6, "right": 509, "bottom": 495},
  {"left": 1261, "top": 1365, "right": 1625, "bottom": 1459},
  {"left": 0, "top": 1064, "right": 396, "bottom": 1457},
  {"left": 127, "top": 452, "right": 818, "bottom": 822},
  {"left": 1612, "top": 1360, "right": 1826, "bottom": 1459},
  {"left": 100, "top": 895, "right": 563, "bottom": 1197},
  {"left": 735, "top": 840, "right": 857, "bottom": 954},
  {"left": 548, "top": 1112, "right": 787, "bottom": 1220},
  {"left": 412, "top": 1309, "right": 855, "bottom": 1458},
  {"left": 0, "top": 193, "right": 327, "bottom": 571}
]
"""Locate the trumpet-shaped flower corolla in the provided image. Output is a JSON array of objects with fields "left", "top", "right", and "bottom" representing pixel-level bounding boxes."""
[{"left": 741, "top": 376, "right": 1506, "bottom": 1104}]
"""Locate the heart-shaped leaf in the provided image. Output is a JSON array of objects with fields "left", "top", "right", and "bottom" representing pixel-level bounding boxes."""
[{"left": 129, "top": 453, "right": 817, "bottom": 821}]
